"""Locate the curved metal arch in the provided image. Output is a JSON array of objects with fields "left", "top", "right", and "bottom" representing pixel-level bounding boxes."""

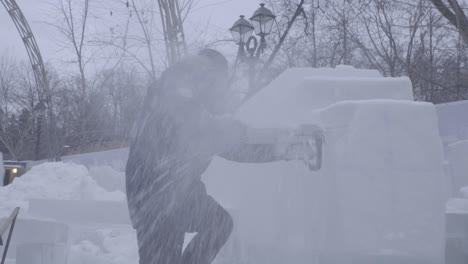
[
  {"left": 1, "top": 0, "right": 57, "bottom": 161},
  {"left": 158, "top": 0, "right": 187, "bottom": 65},
  {"left": 1, "top": 0, "right": 48, "bottom": 95}
]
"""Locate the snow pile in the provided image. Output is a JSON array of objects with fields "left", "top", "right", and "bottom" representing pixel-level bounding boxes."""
[
  {"left": 0, "top": 162, "right": 125, "bottom": 218},
  {"left": 89, "top": 165, "right": 126, "bottom": 193},
  {"left": 62, "top": 148, "right": 129, "bottom": 171},
  {"left": 69, "top": 228, "right": 138, "bottom": 264}
]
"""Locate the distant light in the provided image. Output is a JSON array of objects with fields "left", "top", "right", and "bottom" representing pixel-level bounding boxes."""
[{"left": 12, "top": 168, "right": 18, "bottom": 174}]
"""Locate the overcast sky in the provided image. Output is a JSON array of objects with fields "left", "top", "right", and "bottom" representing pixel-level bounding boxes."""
[{"left": 1, "top": 0, "right": 257, "bottom": 71}]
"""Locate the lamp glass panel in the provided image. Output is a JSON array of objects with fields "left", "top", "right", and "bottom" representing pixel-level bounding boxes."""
[
  {"left": 240, "top": 27, "right": 253, "bottom": 43},
  {"left": 262, "top": 18, "right": 275, "bottom": 35},
  {"left": 251, "top": 15, "right": 275, "bottom": 35},
  {"left": 230, "top": 30, "right": 241, "bottom": 44},
  {"left": 251, "top": 19, "right": 261, "bottom": 35}
]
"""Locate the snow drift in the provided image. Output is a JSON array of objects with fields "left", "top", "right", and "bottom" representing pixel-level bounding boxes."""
[
  {"left": 0, "top": 162, "right": 133, "bottom": 264},
  {"left": 0, "top": 162, "right": 124, "bottom": 218}
]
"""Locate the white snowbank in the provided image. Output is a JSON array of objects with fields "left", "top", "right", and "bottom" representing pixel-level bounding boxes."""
[
  {"left": 62, "top": 148, "right": 129, "bottom": 171},
  {"left": 69, "top": 228, "right": 138, "bottom": 264},
  {"left": 30, "top": 148, "right": 129, "bottom": 172},
  {"left": 0, "top": 162, "right": 133, "bottom": 263},
  {"left": 40, "top": 149, "right": 129, "bottom": 193},
  {"left": 89, "top": 165, "right": 126, "bottom": 192},
  {"left": 0, "top": 162, "right": 125, "bottom": 218}
]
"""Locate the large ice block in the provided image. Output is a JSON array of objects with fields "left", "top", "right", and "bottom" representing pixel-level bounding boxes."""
[
  {"left": 204, "top": 66, "right": 446, "bottom": 264},
  {"left": 446, "top": 140, "right": 468, "bottom": 196},
  {"left": 317, "top": 100, "right": 446, "bottom": 261},
  {"left": 236, "top": 66, "right": 414, "bottom": 128},
  {"left": 436, "top": 100, "right": 468, "bottom": 146}
]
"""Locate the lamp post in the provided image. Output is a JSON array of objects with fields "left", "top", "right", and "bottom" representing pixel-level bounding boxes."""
[
  {"left": 230, "top": 3, "right": 276, "bottom": 60},
  {"left": 229, "top": 15, "right": 255, "bottom": 59},
  {"left": 229, "top": 3, "right": 276, "bottom": 92},
  {"left": 249, "top": 3, "right": 276, "bottom": 57}
]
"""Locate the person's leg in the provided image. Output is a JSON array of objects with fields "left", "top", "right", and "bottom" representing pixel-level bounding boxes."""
[
  {"left": 181, "top": 187, "right": 233, "bottom": 264},
  {"left": 136, "top": 217, "right": 185, "bottom": 264}
]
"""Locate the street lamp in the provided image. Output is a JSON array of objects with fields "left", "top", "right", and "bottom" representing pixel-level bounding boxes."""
[
  {"left": 230, "top": 3, "right": 276, "bottom": 60},
  {"left": 229, "top": 15, "right": 254, "bottom": 58},
  {"left": 250, "top": 3, "right": 276, "bottom": 55},
  {"left": 230, "top": 3, "right": 276, "bottom": 93}
]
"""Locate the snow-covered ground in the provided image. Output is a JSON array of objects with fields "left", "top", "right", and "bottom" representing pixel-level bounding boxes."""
[
  {"left": 0, "top": 162, "right": 137, "bottom": 264},
  {"left": 68, "top": 228, "right": 138, "bottom": 264},
  {"left": 60, "top": 148, "right": 129, "bottom": 172},
  {"left": 0, "top": 162, "right": 124, "bottom": 218}
]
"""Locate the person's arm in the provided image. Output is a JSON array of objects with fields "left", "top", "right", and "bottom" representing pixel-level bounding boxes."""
[
  {"left": 204, "top": 112, "right": 324, "bottom": 166},
  {"left": 214, "top": 117, "right": 324, "bottom": 169},
  {"left": 219, "top": 127, "right": 289, "bottom": 163},
  {"left": 203, "top": 111, "right": 291, "bottom": 163}
]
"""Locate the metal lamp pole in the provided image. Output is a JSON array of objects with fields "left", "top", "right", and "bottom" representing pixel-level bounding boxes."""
[{"left": 230, "top": 3, "right": 276, "bottom": 93}]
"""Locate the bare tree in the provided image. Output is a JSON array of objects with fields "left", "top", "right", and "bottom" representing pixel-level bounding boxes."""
[
  {"left": 49, "top": 0, "right": 91, "bottom": 150},
  {"left": 53, "top": 0, "right": 90, "bottom": 95},
  {"left": 430, "top": 0, "right": 468, "bottom": 45},
  {"left": 347, "top": 0, "right": 425, "bottom": 77},
  {"left": 0, "top": 55, "right": 39, "bottom": 160},
  {"left": 129, "top": 0, "right": 158, "bottom": 80}
]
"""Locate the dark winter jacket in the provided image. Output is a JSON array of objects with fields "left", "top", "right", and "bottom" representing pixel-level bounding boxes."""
[{"left": 125, "top": 55, "right": 278, "bottom": 227}]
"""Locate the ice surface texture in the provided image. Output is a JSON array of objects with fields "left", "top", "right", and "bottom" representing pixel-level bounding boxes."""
[{"left": 204, "top": 66, "right": 446, "bottom": 263}]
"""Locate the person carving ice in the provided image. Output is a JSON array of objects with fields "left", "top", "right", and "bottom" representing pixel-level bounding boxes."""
[{"left": 126, "top": 49, "right": 323, "bottom": 264}]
